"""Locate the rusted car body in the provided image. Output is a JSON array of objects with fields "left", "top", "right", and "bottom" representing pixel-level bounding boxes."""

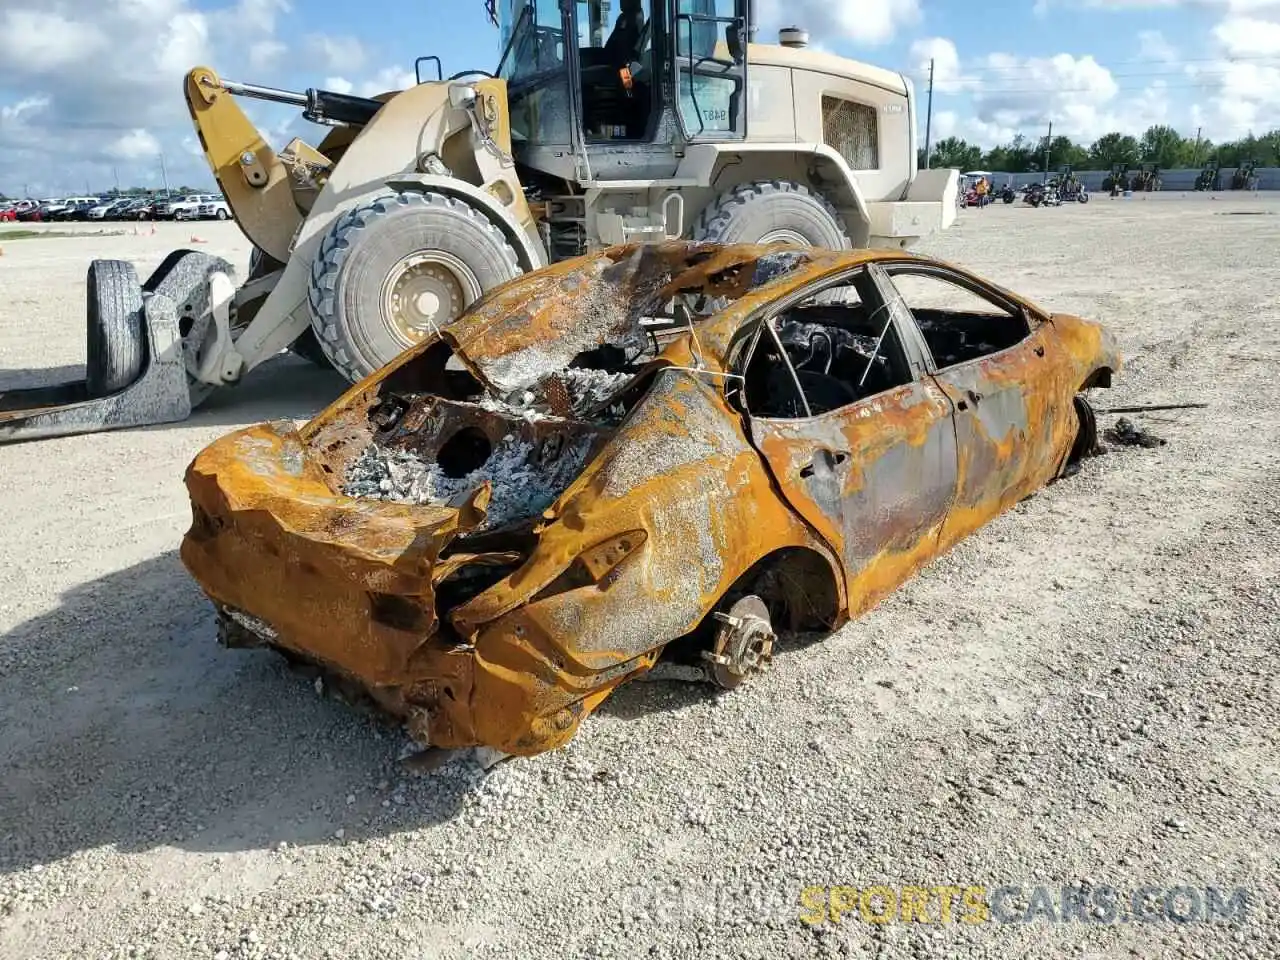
[{"left": 180, "top": 241, "right": 1120, "bottom": 756}]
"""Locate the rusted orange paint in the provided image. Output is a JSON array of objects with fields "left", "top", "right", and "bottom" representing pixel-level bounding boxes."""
[{"left": 180, "top": 241, "right": 1121, "bottom": 756}]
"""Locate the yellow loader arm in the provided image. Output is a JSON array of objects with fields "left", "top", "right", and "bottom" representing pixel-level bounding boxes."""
[{"left": 184, "top": 66, "right": 314, "bottom": 265}]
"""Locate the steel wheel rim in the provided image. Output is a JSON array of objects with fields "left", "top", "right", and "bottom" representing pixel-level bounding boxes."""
[
  {"left": 758, "top": 228, "right": 811, "bottom": 247},
  {"left": 379, "top": 250, "right": 482, "bottom": 349}
]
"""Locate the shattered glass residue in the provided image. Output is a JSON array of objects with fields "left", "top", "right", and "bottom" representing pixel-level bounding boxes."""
[{"left": 343, "top": 432, "right": 596, "bottom": 531}]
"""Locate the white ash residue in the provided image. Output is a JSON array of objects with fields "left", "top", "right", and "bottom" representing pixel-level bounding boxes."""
[
  {"left": 343, "top": 432, "right": 595, "bottom": 530},
  {"left": 557, "top": 368, "right": 634, "bottom": 416}
]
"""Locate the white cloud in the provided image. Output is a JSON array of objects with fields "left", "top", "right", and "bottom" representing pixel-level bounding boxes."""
[
  {"left": 1083, "top": 0, "right": 1280, "bottom": 8},
  {"left": 324, "top": 77, "right": 355, "bottom": 95},
  {"left": 915, "top": 41, "right": 1198, "bottom": 148},
  {"left": 305, "top": 34, "right": 367, "bottom": 72},
  {"left": 756, "top": 0, "right": 921, "bottom": 45},
  {"left": 356, "top": 68, "right": 417, "bottom": 98},
  {"left": 155, "top": 11, "right": 212, "bottom": 76},
  {"left": 0, "top": 0, "right": 294, "bottom": 195},
  {"left": 0, "top": 96, "right": 51, "bottom": 125},
  {"left": 108, "top": 129, "right": 161, "bottom": 159},
  {"left": 1189, "top": 59, "right": 1280, "bottom": 136},
  {"left": 249, "top": 39, "right": 288, "bottom": 69},
  {"left": 0, "top": 11, "right": 107, "bottom": 72},
  {"left": 963, "top": 52, "right": 1121, "bottom": 143},
  {"left": 909, "top": 37, "right": 964, "bottom": 93},
  {"left": 1212, "top": 15, "right": 1280, "bottom": 54},
  {"left": 235, "top": 0, "right": 290, "bottom": 34}
]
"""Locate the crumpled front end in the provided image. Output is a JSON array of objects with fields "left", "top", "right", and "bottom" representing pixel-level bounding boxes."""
[{"left": 180, "top": 419, "right": 524, "bottom": 749}]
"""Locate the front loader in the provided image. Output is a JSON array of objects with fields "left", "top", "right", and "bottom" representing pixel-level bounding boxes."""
[{"left": 0, "top": 0, "right": 958, "bottom": 443}]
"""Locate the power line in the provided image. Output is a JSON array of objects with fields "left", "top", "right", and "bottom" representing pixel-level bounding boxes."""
[
  {"left": 926, "top": 79, "right": 1259, "bottom": 95},
  {"left": 924, "top": 65, "right": 1280, "bottom": 88},
  {"left": 909, "top": 52, "right": 1280, "bottom": 78}
]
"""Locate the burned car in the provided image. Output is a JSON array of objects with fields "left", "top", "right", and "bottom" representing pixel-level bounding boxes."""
[{"left": 180, "top": 241, "right": 1121, "bottom": 757}]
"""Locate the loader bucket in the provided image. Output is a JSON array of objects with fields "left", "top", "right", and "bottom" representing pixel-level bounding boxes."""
[{"left": 0, "top": 259, "right": 197, "bottom": 443}]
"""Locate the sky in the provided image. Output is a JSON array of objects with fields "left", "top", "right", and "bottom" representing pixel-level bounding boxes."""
[{"left": 1, "top": 0, "right": 1277, "bottom": 196}]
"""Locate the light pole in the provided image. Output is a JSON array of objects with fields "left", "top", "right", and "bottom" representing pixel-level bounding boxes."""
[
  {"left": 923, "top": 58, "right": 935, "bottom": 169},
  {"left": 1042, "top": 121, "right": 1052, "bottom": 184}
]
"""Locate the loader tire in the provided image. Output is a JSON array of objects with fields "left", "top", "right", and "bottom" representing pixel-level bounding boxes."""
[
  {"left": 308, "top": 191, "right": 522, "bottom": 382},
  {"left": 85, "top": 260, "right": 145, "bottom": 398},
  {"left": 691, "top": 179, "right": 852, "bottom": 250}
]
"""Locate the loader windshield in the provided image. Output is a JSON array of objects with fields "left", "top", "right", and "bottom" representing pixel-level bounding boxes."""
[{"left": 499, "top": 0, "right": 573, "bottom": 145}]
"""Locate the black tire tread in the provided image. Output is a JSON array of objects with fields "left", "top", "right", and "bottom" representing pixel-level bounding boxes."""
[
  {"left": 691, "top": 179, "right": 853, "bottom": 248},
  {"left": 307, "top": 191, "right": 520, "bottom": 383},
  {"left": 85, "top": 260, "right": 145, "bottom": 398}
]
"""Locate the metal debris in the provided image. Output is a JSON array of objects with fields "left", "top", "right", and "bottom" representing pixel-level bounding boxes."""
[
  {"left": 1104, "top": 417, "right": 1167, "bottom": 448},
  {"left": 180, "top": 240, "right": 1123, "bottom": 759}
]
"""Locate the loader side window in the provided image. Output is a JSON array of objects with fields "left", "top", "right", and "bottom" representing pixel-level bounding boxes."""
[
  {"left": 501, "top": 0, "right": 574, "bottom": 145},
  {"left": 822, "top": 96, "right": 878, "bottom": 170},
  {"left": 674, "top": 0, "right": 745, "bottom": 140}
]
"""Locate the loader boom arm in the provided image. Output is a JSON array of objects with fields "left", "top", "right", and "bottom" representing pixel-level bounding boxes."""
[{"left": 184, "top": 66, "right": 307, "bottom": 265}]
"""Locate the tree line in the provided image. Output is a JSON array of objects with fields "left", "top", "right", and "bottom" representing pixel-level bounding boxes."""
[{"left": 922, "top": 126, "right": 1280, "bottom": 173}]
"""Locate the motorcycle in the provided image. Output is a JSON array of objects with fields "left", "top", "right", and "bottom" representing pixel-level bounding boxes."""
[{"left": 1000, "top": 184, "right": 1016, "bottom": 204}]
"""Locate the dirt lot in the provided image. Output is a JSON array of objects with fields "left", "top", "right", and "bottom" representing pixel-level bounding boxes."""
[{"left": 1, "top": 197, "right": 1277, "bottom": 960}]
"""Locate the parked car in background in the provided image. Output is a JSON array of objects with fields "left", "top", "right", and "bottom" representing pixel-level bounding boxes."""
[
  {"left": 49, "top": 197, "right": 104, "bottom": 221},
  {"left": 155, "top": 194, "right": 220, "bottom": 220},
  {"left": 87, "top": 198, "right": 131, "bottom": 220},
  {"left": 120, "top": 197, "right": 160, "bottom": 220},
  {"left": 35, "top": 200, "right": 68, "bottom": 221},
  {"left": 195, "top": 198, "right": 232, "bottom": 220},
  {"left": 15, "top": 201, "right": 44, "bottom": 222}
]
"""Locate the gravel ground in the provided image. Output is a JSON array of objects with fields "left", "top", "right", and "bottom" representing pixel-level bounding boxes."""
[{"left": 2, "top": 198, "right": 1278, "bottom": 959}]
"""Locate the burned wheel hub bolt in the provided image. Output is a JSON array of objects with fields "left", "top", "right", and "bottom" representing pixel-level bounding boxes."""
[{"left": 702, "top": 594, "right": 775, "bottom": 689}]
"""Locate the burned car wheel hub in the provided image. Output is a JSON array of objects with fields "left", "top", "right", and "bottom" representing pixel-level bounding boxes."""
[
  {"left": 381, "top": 251, "right": 481, "bottom": 347},
  {"left": 703, "top": 595, "right": 776, "bottom": 689}
]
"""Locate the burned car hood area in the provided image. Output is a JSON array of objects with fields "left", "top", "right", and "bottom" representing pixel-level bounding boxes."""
[{"left": 179, "top": 240, "right": 1121, "bottom": 757}]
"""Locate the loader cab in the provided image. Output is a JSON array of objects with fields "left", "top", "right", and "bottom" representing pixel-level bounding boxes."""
[{"left": 498, "top": 0, "right": 748, "bottom": 181}]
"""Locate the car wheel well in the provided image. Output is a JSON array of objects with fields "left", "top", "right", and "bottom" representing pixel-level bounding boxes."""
[
  {"left": 1067, "top": 392, "right": 1101, "bottom": 466},
  {"left": 658, "top": 547, "right": 842, "bottom": 670},
  {"left": 1080, "top": 366, "right": 1112, "bottom": 390},
  {"left": 710, "top": 547, "right": 844, "bottom": 637}
]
